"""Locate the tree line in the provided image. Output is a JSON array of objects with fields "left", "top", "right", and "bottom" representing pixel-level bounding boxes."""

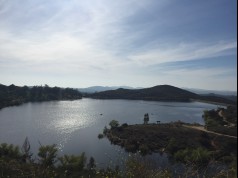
[{"left": 0, "top": 84, "right": 82, "bottom": 109}]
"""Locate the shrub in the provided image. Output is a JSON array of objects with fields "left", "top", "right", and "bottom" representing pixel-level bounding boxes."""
[
  {"left": 121, "top": 123, "right": 128, "bottom": 127},
  {"left": 109, "top": 120, "right": 119, "bottom": 129},
  {"left": 98, "top": 133, "right": 104, "bottom": 139},
  {"left": 103, "top": 126, "right": 108, "bottom": 134},
  {"left": 87, "top": 156, "right": 96, "bottom": 176},
  {"left": 0, "top": 143, "right": 22, "bottom": 160},
  {"left": 166, "top": 138, "right": 182, "bottom": 154},
  {"left": 139, "top": 144, "right": 150, "bottom": 156},
  {"left": 38, "top": 144, "right": 58, "bottom": 167},
  {"left": 174, "top": 147, "right": 211, "bottom": 166},
  {"left": 124, "top": 143, "right": 137, "bottom": 153},
  {"left": 58, "top": 153, "right": 87, "bottom": 174},
  {"left": 125, "top": 156, "right": 172, "bottom": 178}
]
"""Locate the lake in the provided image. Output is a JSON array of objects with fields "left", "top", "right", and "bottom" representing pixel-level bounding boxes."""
[{"left": 0, "top": 98, "right": 220, "bottom": 168}]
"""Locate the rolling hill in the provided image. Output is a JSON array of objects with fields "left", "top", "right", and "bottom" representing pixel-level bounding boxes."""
[
  {"left": 77, "top": 86, "right": 142, "bottom": 93},
  {"left": 89, "top": 85, "right": 236, "bottom": 105},
  {"left": 90, "top": 85, "right": 198, "bottom": 101}
]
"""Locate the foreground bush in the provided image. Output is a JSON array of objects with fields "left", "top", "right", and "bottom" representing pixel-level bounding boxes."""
[
  {"left": 174, "top": 147, "right": 211, "bottom": 166},
  {"left": 58, "top": 153, "right": 86, "bottom": 175},
  {"left": 0, "top": 141, "right": 237, "bottom": 178}
]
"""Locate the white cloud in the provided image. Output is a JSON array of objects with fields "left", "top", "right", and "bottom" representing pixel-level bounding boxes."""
[
  {"left": 0, "top": 0, "right": 237, "bottom": 90},
  {"left": 128, "top": 41, "right": 237, "bottom": 66},
  {"left": 0, "top": 1, "right": 143, "bottom": 68}
]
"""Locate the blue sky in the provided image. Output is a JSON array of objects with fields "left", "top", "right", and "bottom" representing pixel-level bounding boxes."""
[{"left": 0, "top": 0, "right": 237, "bottom": 90}]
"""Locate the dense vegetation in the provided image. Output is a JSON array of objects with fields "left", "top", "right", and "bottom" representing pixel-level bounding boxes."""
[
  {"left": 203, "top": 106, "right": 237, "bottom": 136},
  {"left": 100, "top": 120, "right": 237, "bottom": 177},
  {"left": 1, "top": 139, "right": 236, "bottom": 178},
  {"left": 0, "top": 141, "right": 108, "bottom": 178},
  {"left": 0, "top": 84, "right": 82, "bottom": 109},
  {"left": 89, "top": 85, "right": 236, "bottom": 105}
]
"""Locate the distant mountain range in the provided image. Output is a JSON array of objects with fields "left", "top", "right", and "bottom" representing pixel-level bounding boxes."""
[
  {"left": 78, "top": 86, "right": 237, "bottom": 96},
  {"left": 0, "top": 84, "right": 236, "bottom": 107},
  {"left": 77, "top": 86, "right": 142, "bottom": 93},
  {"left": 183, "top": 88, "right": 237, "bottom": 102},
  {"left": 183, "top": 88, "right": 237, "bottom": 96},
  {"left": 87, "top": 85, "right": 236, "bottom": 105}
]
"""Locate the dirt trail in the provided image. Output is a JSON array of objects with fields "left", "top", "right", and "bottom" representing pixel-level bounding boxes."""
[
  {"left": 182, "top": 125, "right": 237, "bottom": 139},
  {"left": 218, "top": 110, "right": 235, "bottom": 127}
]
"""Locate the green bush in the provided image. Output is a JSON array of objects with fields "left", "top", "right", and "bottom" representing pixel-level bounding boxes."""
[
  {"left": 98, "top": 133, "right": 104, "bottom": 139},
  {"left": 139, "top": 144, "right": 149, "bottom": 156},
  {"left": 58, "top": 153, "right": 87, "bottom": 175},
  {"left": 38, "top": 144, "right": 58, "bottom": 167},
  {"left": 103, "top": 126, "right": 108, "bottom": 134},
  {"left": 109, "top": 120, "right": 120, "bottom": 129},
  {"left": 125, "top": 143, "right": 137, "bottom": 153},
  {"left": 174, "top": 147, "right": 211, "bottom": 166},
  {"left": 166, "top": 138, "right": 183, "bottom": 154},
  {"left": 125, "top": 156, "right": 172, "bottom": 178},
  {"left": 0, "top": 143, "right": 22, "bottom": 160}
]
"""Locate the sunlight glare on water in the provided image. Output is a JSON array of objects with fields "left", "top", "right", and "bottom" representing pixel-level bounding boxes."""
[{"left": 44, "top": 100, "right": 98, "bottom": 151}]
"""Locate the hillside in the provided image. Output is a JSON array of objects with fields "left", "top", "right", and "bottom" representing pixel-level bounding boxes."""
[
  {"left": 89, "top": 85, "right": 236, "bottom": 105},
  {"left": 200, "top": 93, "right": 237, "bottom": 102},
  {"left": 0, "top": 84, "right": 82, "bottom": 109},
  {"left": 184, "top": 88, "right": 237, "bottom": 96},
  {"left": 78, "top": 86, "right": 141, "bottom": 93},
  {"left": 90, "top": 85, "right": 198, "bottom": 101}
]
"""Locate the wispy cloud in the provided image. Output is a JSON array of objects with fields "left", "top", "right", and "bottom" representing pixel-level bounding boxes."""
[
  {"left": 0, "top": 0, "right": 237, "bottom": 90},
  {"left": 161, "top": 67, "right": 237, "bottom": 90},
  {"left": 128, "top": 41, "right": 237, "bottom": 66}
]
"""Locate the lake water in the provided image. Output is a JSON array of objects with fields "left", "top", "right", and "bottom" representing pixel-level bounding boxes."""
[{"left": 0, "top": 98, "right": 220, "bottom": 168}]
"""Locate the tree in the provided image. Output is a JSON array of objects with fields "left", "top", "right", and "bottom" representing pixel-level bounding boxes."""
[
  {"left": 144, "top": 113, "right": 149, "bottom": 124},
  {"left": 87, "top": 156, "right": 96, "bottom": 175},
  {"left": 21, "top": 137, "right": 33, "bottom": 163},
  {"left": 38, "top": 144, "right": 58, "bottom": 167},
  {"left": 103, "top": 126, "right": 108, "bottom": 134},
  {"left": 109, "top": 120, "right": 119, "bottom": 129}
]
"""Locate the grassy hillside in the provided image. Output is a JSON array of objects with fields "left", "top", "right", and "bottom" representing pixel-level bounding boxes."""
[{"left": 203, "top": 106, "right": 237, "bottom": 136}]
